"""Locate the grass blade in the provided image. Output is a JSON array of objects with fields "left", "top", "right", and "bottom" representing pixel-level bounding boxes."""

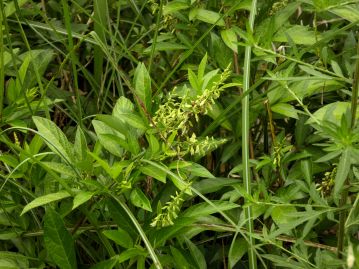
[{"left": 241, "top": 1, "right": 258, "bottom": 268}]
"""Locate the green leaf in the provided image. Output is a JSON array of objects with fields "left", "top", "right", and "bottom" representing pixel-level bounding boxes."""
[
  {"left": 0, "top": 259, "right": 23, "bottom": 269},
  {"left": 33, "top": 116, "right": 73, "bottom": 163},
  {"left": 130, "top": 188, "right": 152, "bottom": 212},
  {"left": 44, "top": 208, "right": 77, "bottom": 269},
  {"left": 315, "top": 150, "right": 342, "bottom": 163},
  {"left": 331, "top": 60, "right": 344, "bottom": 77},
  {"left": 118, "top": 113, "right": 147, "bottom": 131},
  {"left": 169, "top": 161, "right": 214, "bottom": 178},
  {"left": 163, "top": 0, "right": 189, "bottom": 15},
  {"left": 262, "top": 254, "right": 305, "bottom": 269},
  {"left": 300, "top": 159, "right": 313, "bottom": 186},
  {"left": 273, "top": 25, "right": 320, "bottom": 45},
  {"left": 228, "top": 238, "right": 248, "bottom": 268},
  {"left": 139, "top": 165, "right": 167, "bottom": 183},
  {"left": 0, "top": 154, "right": 19, "bottom": 168},
  {"left": 188, "top": 68, "right": 200, "bottom": 93},
  {"left": 21, "top": 191, "right": 71, "bottom": 215},
  {"left": 18, "top": 54, "right": 31, "bottom": 84},
  {"left": 190, "top": 8, "right": 225, "bottom": 26},
  {"left": 299, "top": 65, "right": 333, "bottom": 79},
  {"left": 72, "top": 191, "right": 94, "bottom": 210},
  {"left": 134, "top": 62, "right": 152, "bottom": 112},
  {"left": 90, "top": 256, "right": 119, "bottom": 269},
  {"left": 256, "top": 2, "right": 299, "bottom": 40},
  {"left": 0, "top": 252, "right": 29, "bottom": 268},
  {"left": 170, "top": 246, "right": 192, "bottom": 268},
  {"left": 307, "top": 102, "right": 359, "bottom": 125},
  {"left": 103, "top": 229, "right": 134, "bottom": 249},
  {"left": 206, "top": 102, "right": 233, "bottom": 131},
  {"left": 8, "top": 56, "right": 29, "bottom": 102},
  {"left": 185, "top": 238, "right": 207, "bottom": 269},
  {"left": 144, "top": 42, "right": 188, "bottom": 53},
  {"left": 150, "top": 218, "right": 194, "bottom": 247},
  {"left": 0, "top": 229, "right": 23, "bottom": 240},
  {"left": 74, "top": 126, "right": 87, "bottom": 162},
  {"left": 271, "top": 103, "right": 299, "bottom": 119},
  {"left": 142, "top": 160, "right": 191, "bottom": 195},
  {"left": 182, "top": 201, "right": 239, "bottom": 218},
  {"left": 221, "top": 28, "right": 238, "bottom": 53},
  {"left": 329, "top": 5, "right": 359, "bottom": 23},
  {"left": 42, "top": 162, "right": 77, "bottom": 177},
  {"left": 19, "top": 49, "right": 54, "bottom": 88},
  {"left": 146, "top": 134, "right": 160, "bottom": 157},
  {"left": 113, "top": 97, "right": 147, "bottom": 131},
  {"left": 96, "top": 115, "right": 129, "bottom": 136},
  {"left": 117, "top": 248, "right": 147, "bottom": 263},
  {"left": 113, "top": 96, "right": 134, "bottom": 113},
  {"left": 211, "top": 32, "right": 233, "bottom": 69},
  {"left": 180, "top": 161, "right": 215, "bottom": 178},
  {"left": 107, "top": 200, "right": 138, "bottom": 238},
  {"left": 88, "top": 151, "right": 129, "bottom": 179},
  {"left": 95, "top": 115, "right": 141, "bottom": 154},
  {"left": 271, "top": 206, "right": 297, "bottom": 225},
  {"left": 92, "top": 120, "right": 124, "bottom": 156},
  {"left": 197, "top": 53, "right": 208, "bottom": 84},
  {"left": 4, "top": 0, "right": 29, "bottom": 17},
  {"left": 192, "top": 178, "right": 239, "bottom": 195},
  {"left": 334, "top": 148, "right": 352, "bottom": 199}
]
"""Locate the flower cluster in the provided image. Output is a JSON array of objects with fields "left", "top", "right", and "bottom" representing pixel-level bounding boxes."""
[
  {"left": 190, "top": 66, "right": 231, "bottom": 118},
  {"left": 316, "top": 167, "right": 336, "bottom": 196},
  {"left": 182, "top": 133, "right": 228, "bottom": 158},
  {"left": 152, "top": 92, "right": 191, "bottom": 138},
  {"left": 151, "top": 190, "right": 185, "bottom": 227},
  {"left": 269, "top": 0, "right": 289, "bottom": 16},
  {"left": 152, "top": 65, "right": 231, "bottom": 139}
]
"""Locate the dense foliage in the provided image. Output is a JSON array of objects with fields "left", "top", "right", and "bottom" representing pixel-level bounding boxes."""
[{"left": 0, "top": 0, "right": 359, "bottom": 268}]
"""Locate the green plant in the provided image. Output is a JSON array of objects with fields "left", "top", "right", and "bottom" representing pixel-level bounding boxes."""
[{"left": 0, "top": 0, "right": 359, "bottom": 268}]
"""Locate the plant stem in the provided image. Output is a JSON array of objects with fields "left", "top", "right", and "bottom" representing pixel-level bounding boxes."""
[
  {"left": 110, "top": 194, "right": 163, "bottom": 269},
  {"left": 337, "top": 35, "right": 359, "bottom": 258},
  {"left": 337, "top": 193, "right": 347, "bottom": 258},
  {"left": 61, "top": 0, "right": 83, "bottom": 126},
  {"left": 0, "top": 2, "right": 4, "bottom": 122},
  {"left": 350, "top": 35, "right": 359, "bottom": 128},
  {"left": 242, "top": 1, "right": 257, "bottom": 268}
]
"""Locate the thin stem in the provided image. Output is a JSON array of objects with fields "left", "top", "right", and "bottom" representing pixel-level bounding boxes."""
[
  {"left": 194, "top": 223, "right": 338, "bottom": 253},
  {"left": 241, "top": 1, "right": 257, "bottom": 268},
  {"left": 61, "top": 0, "right": 83, "bottom": 126},
  {"left": 148, "top": 0, "right": 163, "bottom": 74},
  {"left": 337, "top": 35, "right": 359, "bottom": 258},
  {"left": 20, "top": 222, "right": 338, "bottom": 254},
  {"left": 110, "top": 194, "right": 163, "bottom": 269},
  {"left": 0, "top": 1, "right": 4, "bottom": 121},
  {"left": 350, "top": 36, "right": 359, "bottom": 128}
]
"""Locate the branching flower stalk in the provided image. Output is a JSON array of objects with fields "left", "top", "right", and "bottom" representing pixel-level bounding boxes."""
[
  {"left": 148, "top": 64, "right": 232, "bottom": 227},
  {"left": 151, "top": 190, "right": 186, "bottom": 228},
  {"left": 151, "top": 64, "right": 231, "bottom": 159},
  {"left": 152, "top": 65, "right": 231, "bottom": 138}
]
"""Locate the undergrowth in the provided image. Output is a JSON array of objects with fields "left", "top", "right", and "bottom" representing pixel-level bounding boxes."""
[{"left": 0, "top": 0, "right": 359, "bottom": 268}]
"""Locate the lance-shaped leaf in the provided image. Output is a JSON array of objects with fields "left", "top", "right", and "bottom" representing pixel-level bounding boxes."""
[
  {"left": 44, "top": 208, "right": 77, "bottom": 269},
  {"left": 134, "top": 63, "right": 152, "bottom": 113},
  {"left": 33, "top": 116, "right": 73, "bottom": 163}
]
